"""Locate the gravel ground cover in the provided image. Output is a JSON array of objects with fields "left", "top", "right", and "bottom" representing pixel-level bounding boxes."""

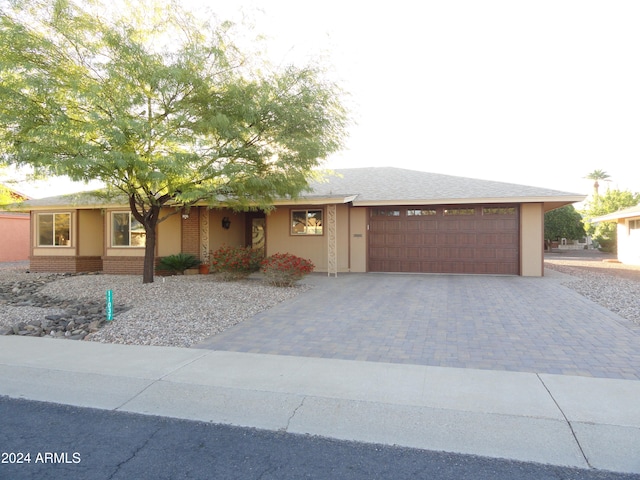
[
  {"left": 0, "top": 263, "right": 308, "bottom": 347},
  {"left": 544, "top": 250, "right": 640, "bottom": 326}
]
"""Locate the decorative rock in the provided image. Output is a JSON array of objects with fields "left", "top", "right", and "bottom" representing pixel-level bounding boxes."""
[{"left": 0, "top": 273, "right": 128, "bottom": 340}]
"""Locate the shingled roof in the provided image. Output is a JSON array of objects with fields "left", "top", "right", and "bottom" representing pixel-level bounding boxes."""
[
  {"left": 304, "top": 167, "right": 585, "bottom": 209},
  {"left": 13, "top": 167, "right": 585, "bottom": 211}
]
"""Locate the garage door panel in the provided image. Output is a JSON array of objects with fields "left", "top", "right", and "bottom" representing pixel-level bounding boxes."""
[{"left": 368, "top": 205, "right": 519, "bottom": 274}]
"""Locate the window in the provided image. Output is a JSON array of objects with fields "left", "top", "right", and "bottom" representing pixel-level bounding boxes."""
[
  {"left": 370, "top": 209, "right": 400, "bottom": 217},
  {"left": 630, "top": 219, "right": 640, "bottom": 234},
  {"left": 483, "top": 207, "right": 516, "bottom": 215},
  {"left": 37, "top": 213, "right": 71, "bottom": 246},
  {"left": 112, "top": 212, "right": 146, "bottom": 247},
  {"left": 443, "top": 208, "right": 475, "bottom": 216},
  {"left": 291, "top": 209, "right": 323, "bottom": 235},
  {"left": 407, "top": 209, "right": 437, "bottom": 216}
]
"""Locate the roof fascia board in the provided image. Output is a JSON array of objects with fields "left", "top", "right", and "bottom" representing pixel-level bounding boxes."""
[
  {"left": 592, "top": 211, "right": 640, "bottom": 222},
  {"left": 271, "top": 195, "right": 357, "bottom": 206},
  {"left": 351, "top": 196, "right": 585, "bottom": 206}
]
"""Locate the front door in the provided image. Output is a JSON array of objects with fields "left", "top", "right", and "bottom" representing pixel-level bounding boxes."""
[{"left": 246, "top": 212, "right": 266, "bottom": 257}]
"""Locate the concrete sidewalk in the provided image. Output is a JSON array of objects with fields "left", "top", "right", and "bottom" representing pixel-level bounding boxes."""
[{"left": 1, "top": 336, "right": 639, "bottom": 474}]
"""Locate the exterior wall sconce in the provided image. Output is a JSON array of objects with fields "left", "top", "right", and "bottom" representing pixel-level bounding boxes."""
[
  {"left": 221, "top": 217, "right": 231, "bottom": 229},
  {"left": 181, "top": 213, "right": 189, "bottom": 220}
]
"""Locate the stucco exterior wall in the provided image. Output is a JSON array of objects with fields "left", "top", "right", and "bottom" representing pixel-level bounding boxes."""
[
  {"left": 266, "top": 204, "right": 351, "bottom": 273},
  {"left": 617, "top": 218, "right": 640, "bottom": 266},
  {"left": 77, "top": 210, "right": 103, "bottom": 257},
  {"left": 159, "top": 211, "right": 182, "bottom": 257},
  {"left": 0, "top": 213, "right": 29, "bottom": 262},
  {"left": 520, "top": 203, "right": 544, "bottom": 277},
  {"left": 209, "top": 209, "right": 246, "bottom": 252},
  {"left": 349, "top": 207, "right": 367, "bottom": 272}
]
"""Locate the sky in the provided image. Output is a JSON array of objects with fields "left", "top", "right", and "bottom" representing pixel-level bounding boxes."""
[{"left": 9, "top": 0, "right": 640, "bottom": 198}]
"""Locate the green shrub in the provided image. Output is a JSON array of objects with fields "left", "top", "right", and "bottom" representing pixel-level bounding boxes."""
[
  {"left": 261, "top": 253, "right": 314, "bottom": 287},
  {"left": 211, "top": 245, "right": 263, "bottom": 280},
  {"left": 156, "top": 253, "right": 201, "bottom": 275}
]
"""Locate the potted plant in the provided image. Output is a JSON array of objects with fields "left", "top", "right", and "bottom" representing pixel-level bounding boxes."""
[{"left": 199, "top": 252, "right": 210, "bottom": 274}]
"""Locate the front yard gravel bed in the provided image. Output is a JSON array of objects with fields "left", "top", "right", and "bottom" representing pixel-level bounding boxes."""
[
  {"left": 544, "top": 257, "right": 640, "bottom": 327},
  {"left": 0, "top": 268, "right": 309, "bottom": 347}
]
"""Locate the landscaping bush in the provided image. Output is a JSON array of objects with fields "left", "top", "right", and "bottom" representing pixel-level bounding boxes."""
[
  {"left": 210, "top": 245, "right": 263, "bottom": 280},
  {"left": 261, "top": 253, "right": 315, "bottom": 287},
  {"left": 156, "top": 253, "right": 201, "bottom": 275}
]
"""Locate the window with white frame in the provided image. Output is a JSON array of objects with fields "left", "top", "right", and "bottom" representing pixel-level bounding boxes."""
[
  {"left": 37, "top": 213, "right": 71, "bottom": 246},
  {"left": 291, "top": 209, "right": 323, "bottom": 235},
  {"left": 111, "top": 212, "right": 146, "bottom": 247}
]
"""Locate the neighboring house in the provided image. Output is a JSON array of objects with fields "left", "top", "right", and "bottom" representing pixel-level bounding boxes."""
[
  {"left": 591, "top": 204, "right": 640, "bottom": 266},
  {"left": 0, "top": 187, "right": 30, "bottom": 262},
  {"left": 15, "top": 167, "right": 585, "bottom": 277}
]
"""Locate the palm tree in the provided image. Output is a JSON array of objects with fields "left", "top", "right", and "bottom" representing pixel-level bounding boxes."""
[{"left": 585, "top": 170, "right": 611, "bottom": 197}]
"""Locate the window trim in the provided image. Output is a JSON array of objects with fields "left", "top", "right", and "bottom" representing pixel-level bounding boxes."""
[
  {"left": 36, "top": 212, "right": 72, "bottom": 247},
  {"left": 111, "top": 211, "right": 146, "bottom": 248},
  {"left": 290, "top": 208, "right": 324, "bottom": 236}
]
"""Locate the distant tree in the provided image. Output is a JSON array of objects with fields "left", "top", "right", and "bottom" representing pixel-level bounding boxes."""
[
  {"left": 0, "top": 0, "right": 348, "bottom": 283},
  {"left": 584, "top": 170, "right": 611, "bottom": 197},
  {"left": 0, "top": 184, "right": 13, "bottom": 207},
  {"left": 582, "top": 189, "right": 640, "bottom": 252},
  {"left": 544, "top": 205, "right": 585, "bottom": 244}
]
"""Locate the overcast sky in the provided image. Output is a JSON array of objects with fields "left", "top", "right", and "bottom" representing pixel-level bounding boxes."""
[{"left": 12, "top": 0, "right": 640, "bottom": 198}]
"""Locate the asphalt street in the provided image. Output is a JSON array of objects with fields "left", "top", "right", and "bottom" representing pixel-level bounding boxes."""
[{"left": 1, "top": 396, "right": 637, "bottom": 480}]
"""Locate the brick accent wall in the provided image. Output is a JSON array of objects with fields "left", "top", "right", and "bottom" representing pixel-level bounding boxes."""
[
  {"left": 181, "top": 211, "right": 200, "bottom": 257},
  {"left": 30, "top": 256, "right": 103, "bottom": 273},
  {"left": 103, "top": 256, "right": 145, "bottom": 275}
]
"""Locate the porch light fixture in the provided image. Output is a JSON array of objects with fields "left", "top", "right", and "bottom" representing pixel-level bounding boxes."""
[
  {"left": 221, "top": 217, "right": 231, "bottom": 229},
  {"left": 181, "top": 213, "right": 189, "bottom": 220}
]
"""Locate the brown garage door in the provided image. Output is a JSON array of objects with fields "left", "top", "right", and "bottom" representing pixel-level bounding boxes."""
[{"left": 368, "top": 205, "right": 519, "bottom": 274}]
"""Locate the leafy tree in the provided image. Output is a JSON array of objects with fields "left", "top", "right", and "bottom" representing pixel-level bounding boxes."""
[
  {"left": 0, "top": 0, "right": 348, "bottom": 283},
  {"left": 584, "top": 169, "right": 611, "bottom": 197},
  {"left": 582, "top": 189, "right": 640, "bottom": 252},
  {"left": 0, "top": 184, "right": 13, "bottom": 207},
  {"left": 544, "top": 205, "right": 585, "bottom": 243}
]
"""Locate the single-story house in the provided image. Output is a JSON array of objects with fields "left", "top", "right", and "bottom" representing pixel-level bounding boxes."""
[
  {"left": 15, "top": 167, "right": 585, "bottom": 276},
  {"left": 591, "top": 204, "right": 640, "bottom": 266},
  {"left": 0, "top": 186, "right": 30, "bottom": 262}
]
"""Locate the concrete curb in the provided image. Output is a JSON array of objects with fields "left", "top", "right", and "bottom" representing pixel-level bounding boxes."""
[{"left": 1, "top": 336, "right": 639, "bottom": 474}]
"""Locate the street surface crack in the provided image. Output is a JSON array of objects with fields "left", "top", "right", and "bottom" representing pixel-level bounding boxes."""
[
  {"left": 536, "top": 374, "right": 593, "bottom": 469},
  {"left": 107, "top": 426, "right": 162, "bottom": 479}
]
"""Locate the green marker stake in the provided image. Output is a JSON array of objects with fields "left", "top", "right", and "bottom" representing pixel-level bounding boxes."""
[{"left": 106, "top": 289, "right": 113, "bottom": 321}]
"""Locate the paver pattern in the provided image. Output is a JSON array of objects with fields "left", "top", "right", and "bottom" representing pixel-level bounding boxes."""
[{"left": 197, "top": 270, "right": 640, "bottom": 380}]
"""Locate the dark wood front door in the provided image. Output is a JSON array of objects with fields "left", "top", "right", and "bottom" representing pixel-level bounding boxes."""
[
  {"left": 368, "top": 205, "right": 519, "bottom": 274},
  {"left": 245, "top": 212, "right": 266, "bottom": 256}
]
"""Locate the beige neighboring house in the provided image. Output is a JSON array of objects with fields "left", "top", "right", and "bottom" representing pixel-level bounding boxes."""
[
  {"left": 591, "top": 204, "right": 640, "bottom": 266},
  {"left": 14, "top": 167, "right": 585, "bottom": 277}
]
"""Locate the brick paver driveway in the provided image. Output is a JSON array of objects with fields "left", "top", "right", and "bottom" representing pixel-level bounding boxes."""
[{"left": 197, "top": 270, "right": 640, "bottom": 380}]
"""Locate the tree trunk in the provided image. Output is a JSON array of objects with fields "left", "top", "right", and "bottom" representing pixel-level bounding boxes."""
[
  {"left": 128, "top": 196, "right": 166, "bottom": 284},
  {"left": 143, "top": 222, "right": 157, "bottom": 284},
  {"left": 140, "top": 204, "right": 161, "bottom": 284}
]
